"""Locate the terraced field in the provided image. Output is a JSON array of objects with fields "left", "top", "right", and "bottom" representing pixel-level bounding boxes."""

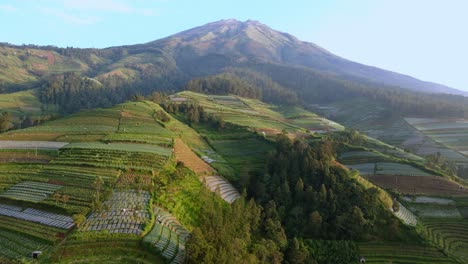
[
  {"left": 393, "top": 202, "right": 417, "bottom": 226},
  {"left": 144, "top": 207, "right": 190, "bottom": 264},
  {"left": 173, "top": 138, "right": 215, "bottom": 175},
  {"left": 80, "top": 190, "right": 151, "bottom": 235},
  {"left": 368, "top": 175, "right": 468, "bottom": 196},
  {"left": 346, "top": 162, "right": 431, "bottom": 176},
  {"left": 48, "top": 238, "right": 165, "bottom": 264},
  {"left": 420, "top": 219, "right": 468, "bottom": 262},
  {"left": 405, "top": 117, "right": 468, "bottom": 178},
  {"left": 0, "top": 227, "right": 51, "bottom": 261},
  {"left": 0, "top": 181, "right": 63, "bottom": 202},
  {"left": 202, "top": 175, "right": 240, "bottom": 203},
  {"left": 358, "top": 242, "right": 458, "bottom": 263}
]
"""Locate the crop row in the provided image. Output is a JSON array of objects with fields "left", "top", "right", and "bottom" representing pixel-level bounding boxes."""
[
  {"left": 79, "top": 190, "right": 151, "bottom": 235},
  {"left": 359, "top": 242, "right": 457, "bottom": 264},
  {"left": 0, "top": 227, "right": 50, "bottom": 260}
]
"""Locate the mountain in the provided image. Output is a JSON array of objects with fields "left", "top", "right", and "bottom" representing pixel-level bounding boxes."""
[
  {"left": 1, "top": 19, "right": 465, "bottom": 96},
  {"left": 143, "top": 19, "right": 466, "bottom": 95}
]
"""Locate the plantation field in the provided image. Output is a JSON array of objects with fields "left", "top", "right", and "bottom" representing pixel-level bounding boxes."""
[
  {"left": 405, "top": 118, "right": 468, "bottom": 178},
  {"left": 173, "top": 138, "right": 214, "bottom": 175},
  {"left": 47, "top": 237, "right": 164, "bottom": 264},
  {"left": 358, "top": 242, "right": 458, "bottom": 264},
  {"left": 347, "top": 162, "right": 431, "bottom": 176},
  {"left": 368, "top": 175, "right": 468, "bottom": 196},
  {"left": 420, "top": 219, "right": 468, "bottom": 262},
  {"left": 80, "top": 190, "right": 151, "bottom": 235},
  {"left": 394, "top": 203, "right": 417, "bottom": 226},
  {"left": 0, "top": 203, "right": 74, "bottom": 229},
  {"left": 0, "top": 181, "right": 63, "bottom": 202},
  {"left": 175, "top": 91, "right": 338, "bottom": 134},
  {"left": 144, "top": 206, "right": 190, "bottom": 264},
  {"left": 0, "top": 227, "right": 51, "bottom": 261},
  {"left": 0, "top": 149, "right": 57, "bottom": 163},
  {"left": 0, "top": 89, "right": 51, "bottom": 121},
  {"left": 0, "top": 140, "right": 68, "bottom": 150},
  {"left": 202, "top": 175, "right": 240, "bottom": 204}
]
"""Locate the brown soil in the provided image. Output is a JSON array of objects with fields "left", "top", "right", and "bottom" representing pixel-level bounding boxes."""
[
  {"left": 173, "top": 138, "right": 215, "bottom": 175},
  {"left": 367, "top": 175, "right": 468, "bottom": 196}
]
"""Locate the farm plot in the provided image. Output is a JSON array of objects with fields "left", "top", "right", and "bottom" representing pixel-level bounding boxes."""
[
  {"left": 0, "top": 149, "right": 56, "bottom": 163},
  {"left": 0, "top": 140, "right": 68, "bottom": 150},
  {"left": 0, "top": 214, "right": 68, "bottom": 243},
  {"left": 48, "top": 237, "right": 164, "bottom": 264},
  {"left": 420, "top": 219, "right": 468, "bottom": 262},
  {"left": 339, "top": 151, "right": 390, "bottom": 164},
  {"left": 358, "top": 242, "right": 458, "bottom": 264},
  {"left": 406, "top": 118, "right": 468, "bottom": 162},
  {"left": 0, "top": 204, "right": 74, "bottom": 229},
  {"left": 173, "top": 139, "right": 214, "bottom": 175},
  {"left": 368, "top": 175, "right": 468, "bottom": 196},
  {"left": 144, "top": 207, "right": 190, "bottom": 264},
  {"left": 408, "top": 203, "right": 462, "bottom": 218},
  {"left": 80, "top": 190, "right": 151, "bottom": 235},
  {"left": 0, "top": 181, "right": 63, "bottom": 202},
  {"left": 393, "top": 202, "right": 417, "bottom": 226},
  {"left": 402, "top": 196, "right": 455, "bottom": 205},
  {"left": 0, "top": 227, "right": 51, "bottom": 261},
  {"left": 53, "top": 143, "right": 171, "bottom": 170},
  {"left": 202, "top": 175, "right": 240, "bottom": 204},
  {"left": 347, "top": 162, "right": 431, "bottom": 176},
  {"left": 103, "top": 133, "right": 173, "bottom": 147}
]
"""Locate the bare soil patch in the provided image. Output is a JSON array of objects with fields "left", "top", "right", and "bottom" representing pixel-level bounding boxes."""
[{"left": 174, "top": 138, "right": 215, "bottom": 175}]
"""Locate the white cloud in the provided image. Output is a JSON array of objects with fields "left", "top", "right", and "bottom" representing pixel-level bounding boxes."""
[{"left": 0, "top": 4, "right": 17, "bottom": 12}]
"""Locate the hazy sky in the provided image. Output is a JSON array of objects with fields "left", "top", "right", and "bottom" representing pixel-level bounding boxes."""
[{"left": 0, "top": 0, "right": 467, "bottom": 90}]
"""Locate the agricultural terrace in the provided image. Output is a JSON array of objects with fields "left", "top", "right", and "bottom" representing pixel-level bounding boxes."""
[
  {"left": 273, "top": 105, "right": 344, "bottom": 133},
  {"left": 0, "top": 140, "right": 68, "bottom": 149},
  {"left": 202, "top": 175, "right": 240, "bottom": 204},
  {"left": 346, "top": 162, "right": 431, "bottom": 176},
  {"left": 0, "top": 163, "right": 119, "bottom": 215},
  {"left": 174, "top": 138, "right": 215, "bottom": 175},
  {"left": 420, "top": 219, "right": 468, "bottom": 263},
  {"left": 144, "top": 206, "right": 190, "bottom": 264},
  {"left": 0, "top": 107, "right": 120, "bottom": 141},
  {"left": 192, "top": 122, "right": 273, "bottom": 178},
  {"left": 0, "top": 204, "right": 74, "bottom": 229},
  {"left": 394, "top": 203, "right": 417, "bottom": 226},
  {"left": 174, "top": 91, "right": 308, "bottom": 134},
  {"left": 0, "top": 181, "right": 63, "bottom": 202},
  {"left": 358, "top": 242, "right": 458, "bottom": 264},
  {"left": 54, "top": 142, "right": 171, "bottom": 171},
  {"left": 406, "top": 118, "right": 468, "bottom": 174},
  {"left": 0, "top": 149, "right": 57, "bottom": 163},
  {"left": 368, "top": 175, "right": 468, "bottom": 196},
  {"left": 0, "top": 89, "right": 49, "bottom": 119},
  {"left": 80, "top": 190, "right": 151, "bottom": 235},
  {"left": 48, "top": 237, "right": 165, "bottom": 264},
  {"left": 0, "top": 227, "right": 51, "bottom": 261}
]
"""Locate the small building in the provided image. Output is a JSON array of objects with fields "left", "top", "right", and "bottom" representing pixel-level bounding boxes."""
[
  {"left": 360, "top": 256, "right": 366, "bottom": 263},
  {"left": 31, "top": 251, "right": 42, "bottom": 259}
]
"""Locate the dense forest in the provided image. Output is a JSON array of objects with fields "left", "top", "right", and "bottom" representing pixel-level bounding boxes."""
[
  {"left": 35, "top": 63, "right": 468, "bottom": 118},
  {"left": 183, "top": 119, "right": 414, "bottom": 263}
]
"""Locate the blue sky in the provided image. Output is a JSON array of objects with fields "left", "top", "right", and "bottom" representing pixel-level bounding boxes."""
[{"left": 0, "top": 0, "right": 467, "bottom": 91}]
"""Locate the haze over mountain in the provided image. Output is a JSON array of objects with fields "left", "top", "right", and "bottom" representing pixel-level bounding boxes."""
[
  {"left": 142, "top": 19, "right": 466, "bottom": 96},
  {"left": 0, "top": 19, "right": 465, "bottom": 97}
]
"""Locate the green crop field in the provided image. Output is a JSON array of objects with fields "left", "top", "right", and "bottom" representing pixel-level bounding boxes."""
[{"left": 358, "top": 242, "right": 458, "bottom": 263}]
